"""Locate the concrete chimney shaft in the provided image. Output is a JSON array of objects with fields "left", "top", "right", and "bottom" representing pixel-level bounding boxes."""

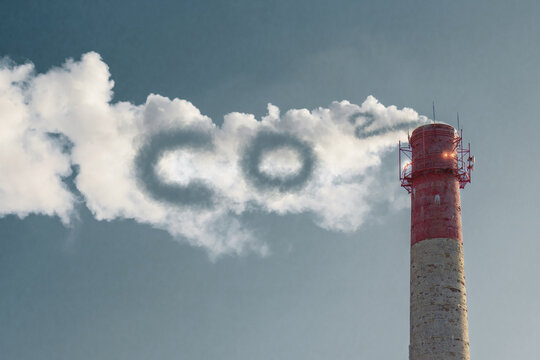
[{"left": 408, "top": 124, "right": 470, "bottom": 359}]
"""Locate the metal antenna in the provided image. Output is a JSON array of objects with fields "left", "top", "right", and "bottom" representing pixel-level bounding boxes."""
[
  {"left": 457, "top": 112, "right": 460, "bottom": 131},
  {"left": 432, "top": 101, "right": 436, "bottom": 121}
]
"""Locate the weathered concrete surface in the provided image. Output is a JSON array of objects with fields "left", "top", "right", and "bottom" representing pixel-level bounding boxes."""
[{"left": 410, "top": 238, "right": 470, "bottom": 360}]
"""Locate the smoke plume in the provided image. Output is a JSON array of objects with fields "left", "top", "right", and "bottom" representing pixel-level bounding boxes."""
[{"left": 0, "top": 52, "right": 429, "bottom": 257}]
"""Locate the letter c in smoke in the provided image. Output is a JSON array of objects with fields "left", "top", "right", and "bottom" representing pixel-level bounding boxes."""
[{"left": 134, "top": 129, "right": 214, "bottom": 207}]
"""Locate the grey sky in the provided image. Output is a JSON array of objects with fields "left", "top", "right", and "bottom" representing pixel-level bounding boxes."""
[{"left": 1, "top": 0, "right": 540, "bottom": 359}]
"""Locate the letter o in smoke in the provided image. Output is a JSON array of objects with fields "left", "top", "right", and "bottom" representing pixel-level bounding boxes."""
[
  {"left": 135, "top": 130, "right": 214, "bottom": 207},
  {"left": 241, "top": 132, "right": 316, "bottom": 192}
]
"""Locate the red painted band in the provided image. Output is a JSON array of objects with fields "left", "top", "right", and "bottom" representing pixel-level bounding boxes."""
[{"left": 410, "top": 124, "right": 462, "bottom": 246}]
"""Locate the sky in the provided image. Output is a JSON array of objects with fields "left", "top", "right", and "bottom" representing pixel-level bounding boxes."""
[{"left": 1, "top": 0, "right": 539, "bottom": 359}]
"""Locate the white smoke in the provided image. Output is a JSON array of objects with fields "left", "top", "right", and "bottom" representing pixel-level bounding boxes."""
[{"left": 0, "top": 52, "right": 429, "bottom": 257}]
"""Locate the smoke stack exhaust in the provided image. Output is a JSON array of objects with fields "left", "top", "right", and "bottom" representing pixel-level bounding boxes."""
[{"left": 399, "top": 123, "right": 474, "bottom": 359}]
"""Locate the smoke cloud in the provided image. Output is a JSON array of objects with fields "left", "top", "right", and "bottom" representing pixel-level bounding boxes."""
[{"left": 0, "top": 52, "right": 429, "bottom": 257}]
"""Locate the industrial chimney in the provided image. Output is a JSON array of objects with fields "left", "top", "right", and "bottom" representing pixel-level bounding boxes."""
[{"left": 399, "top": 123, "right": 474, "bottom": 359}]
